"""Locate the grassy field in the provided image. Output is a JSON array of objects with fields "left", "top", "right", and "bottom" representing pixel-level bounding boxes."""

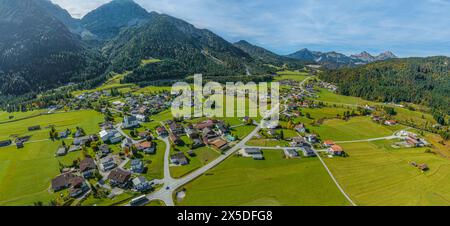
[
  {"left": 177, "top": 150, "right": 350, "bottom": 206},
  {"left": 324, "top": 140, "right": 450, "bottom": 205},
  {"left": 81, "top": 191, "right": 137, "bottom": 206},
  {"left": 170, "top": 146, "right": 221, "bottom": 179},
  {"left": 308, "top": 116, "right": 404, "bottom": 141},
  {"left": 0, "top": 110, "right": 47, "bottom": 124},
  {"left": 0, "top": 110, "right": 104, "bottom": 205}
]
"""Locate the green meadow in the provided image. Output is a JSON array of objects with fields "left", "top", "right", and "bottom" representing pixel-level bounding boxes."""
[
  {"left": 0, "top": 110, "right": 47, "bottom": 124},
  {"left": 307, "top": 116, "right": 404, "bottom": 141},
  {"left": 170, "top": 146, "right": 221, "bottom": 179},
  {"left": 0, "top": 110, "right": 103, "bottom": 205},
  {"left": 177, "top": 150, "right": 350, "bottom": 206},
  {"left": 324, "top": 140, "right": 450, "bottom": 206}
]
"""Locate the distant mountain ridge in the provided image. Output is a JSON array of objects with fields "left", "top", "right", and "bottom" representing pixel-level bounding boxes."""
[
  {"left": 233, "top": 40, "right": 305, "bottom": 67},
  {"left": 287, "top": 48, "right": 397, "bottom": 68}
]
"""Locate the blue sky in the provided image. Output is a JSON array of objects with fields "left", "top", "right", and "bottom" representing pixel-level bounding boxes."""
[{"left": 52, "top": 0, "right": 450, "bottom": 57}]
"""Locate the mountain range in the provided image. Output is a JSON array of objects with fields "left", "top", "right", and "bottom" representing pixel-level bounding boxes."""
[
  {"left": 0, "top": 0, "right": 397, "bottom": 97},
  {"left": 287, "top": 48, "right": 397, "bottom": 69}
]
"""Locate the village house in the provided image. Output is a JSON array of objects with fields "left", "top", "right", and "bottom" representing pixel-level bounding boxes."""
[
  {"left": 68, "top": 145, "right": 81, "bottom": 153},
  {"left": 195, "top": 119, "right": 216, "bottom": 130},
  {"left": 99, "top": 157, "right": 116, "bottom": 172},
  {"left": 58, "top": 129, "right": 70, "bottom": 139},
  {"left": 156, "top": 126, "right": 168, "bottom": 137},
  {"left": 306, "top": 134, "right": 318, "bottom": 143},
  {"left": 123, "top": 116, "right": 139, "bottom": 129},
  {"left": 290, "top": 136, "right": 306, "bottom": 147},
  {"left": 170, "top": 152, "right": 189, "bottom": 165},
  {"left": 108, "top": 168, "right": 131, "bottom": 188},
  {"left": 121, "top": 138, "right": 134, "bottom": 150},
  {"left": 284, "top": 149, "right": 300, "bottom": 158},
  {"left": 170, "top": 133, "right": 183, "bottom": 146},
  {"left": 295, "top": 124, "right": 306, "bottom": 133},
  {"left": 216, "top": 122, "right": 230, "bottom": 135},
  {"left": 185, "top": 125, "right": 199, "bottom": 139},
  {"left": 139, "top": 141, "right": 156, "bottom": 154},
  {"left": 51, "top": 173, "right": 88, "bottom": 198},
  {"left": 384, "top": 120, "right": 398, "bottom": 126},
  {"left": 191, "top": 138, "right": 205, "bottom": 149},
  {"left": 138, "top": 131, "right": 151, "bottom": 139},
  {"left": 55, "top": 146, "right": 67, "bottom": 156},
  {"left": 327, "top": 145, "right": 344, "bottom": 156},
  {"left": 168, "top": 122, "right": 185, "bottom": 135},
  {"left": 135, "top": 114, "right": 147, "bottom": 122},
  {"left": 242, "top": 148, "right": 264, "bottom": 160},
  {"left": 73, "top": 128, "right": 85, "bottom": 138},
  {"left": 79, "top": 158, "right": 97, "bottom": 178},
  {"left": 132, "top": 176, "right": 152, "bottom": 192},
  {"left": 210, "top": 138, "right": 229, "bottom": 151},
  {"left": 323, "top": 140, "right": 335, "bottom": 148},
  {"left": 202, "top": 128, "right": 219, "bottom": 143},
  {"left": 110, "top": 132, "right": 124, "bottom": 144},
  {"left": 98, "top": 144, "right": 110, "bottom": 157},
  {"left": 130, "top": 159, "right": 145, "bottom": 173},
  {"left": 300, "top": 146, "right": 316, "bottom": 157}
]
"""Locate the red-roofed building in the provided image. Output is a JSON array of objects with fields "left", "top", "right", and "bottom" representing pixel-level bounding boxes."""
[
  {"left": 323, "top": 140, "right": 335, "bottom": 147},
  {"left": 327, "top": 145, "right": 344, "bottom": 156}
]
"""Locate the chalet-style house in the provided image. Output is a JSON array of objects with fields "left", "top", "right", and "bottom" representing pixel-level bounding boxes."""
[
  {"left": 242, "top": 148, "right": 264, "bottom": 160},
  {"left": 323, "top": 140, "right": 335, "bottom": 147},
  {"left": 130, "top": 159, "right": 145, "bottom": 173},
  {"left": 284, "top": 149, "right": 299, "bottom": 158},
  {"left": 295, "top": 124, "right": 306, "bottom": 133},
  {"left": 99, "top": 157, "right": 116, "bottom": 172},
  {"left": 79, "top": 158, "right": 97, "bottom": 178},
  {"left": 51, "top": 173, "right": 88, "bottom": 198},
  {"left": 168, "top": 122, "right": 185, "bottom": 135},
  {"left": 55, "top": 146, "right": 67, "bottom": 156},
  {"left": 156, "top": 126, "right": 168, "bottom": 137},
  {"left": 170, "top": 152, "right": 189, "bottom": 165},
  {"left": 108, "top": 168, "right": 131, "bottom": 188},
  {"left": 210, "top": 138, "right": 229, "bottom": 151},
  {"left": 327, "top": 145, "right": 344, "bottom": 156},
  {"left": 123, "top": 116, "right": 139, "bottom": 129},
  {"left": 137, "top": 141, "right": 155, "bottom": 154},
  {"left": 301, "top": 146, "right": 316, "bottom": 157},
  {"left": 132, "top": 176, "right": 152, "bottom": 192},
  {"left": 384, "top": 120, "right": 397, "bottom": 126}
]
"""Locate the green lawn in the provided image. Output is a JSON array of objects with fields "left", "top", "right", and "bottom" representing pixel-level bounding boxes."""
[
  {"left": 81, "top": 191, "right": 137, "bottom": 206},
  {"left": 308, "top": 116, "right": 404, "bottom": 141},
  {"left": 177, "top": 150, "right": 350, "bottom": 206},
  {"left": 324, "top": 141, "right": 450, "bottom": 206},
  {"left": 0, "top": 110, "right": 47, "bottom": 124},
  {"left": 170, "top": 146, "right": 221, "bottom": 179},
  {"left": 0, "top": 110, "right": 103, "bottom": 205}
]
